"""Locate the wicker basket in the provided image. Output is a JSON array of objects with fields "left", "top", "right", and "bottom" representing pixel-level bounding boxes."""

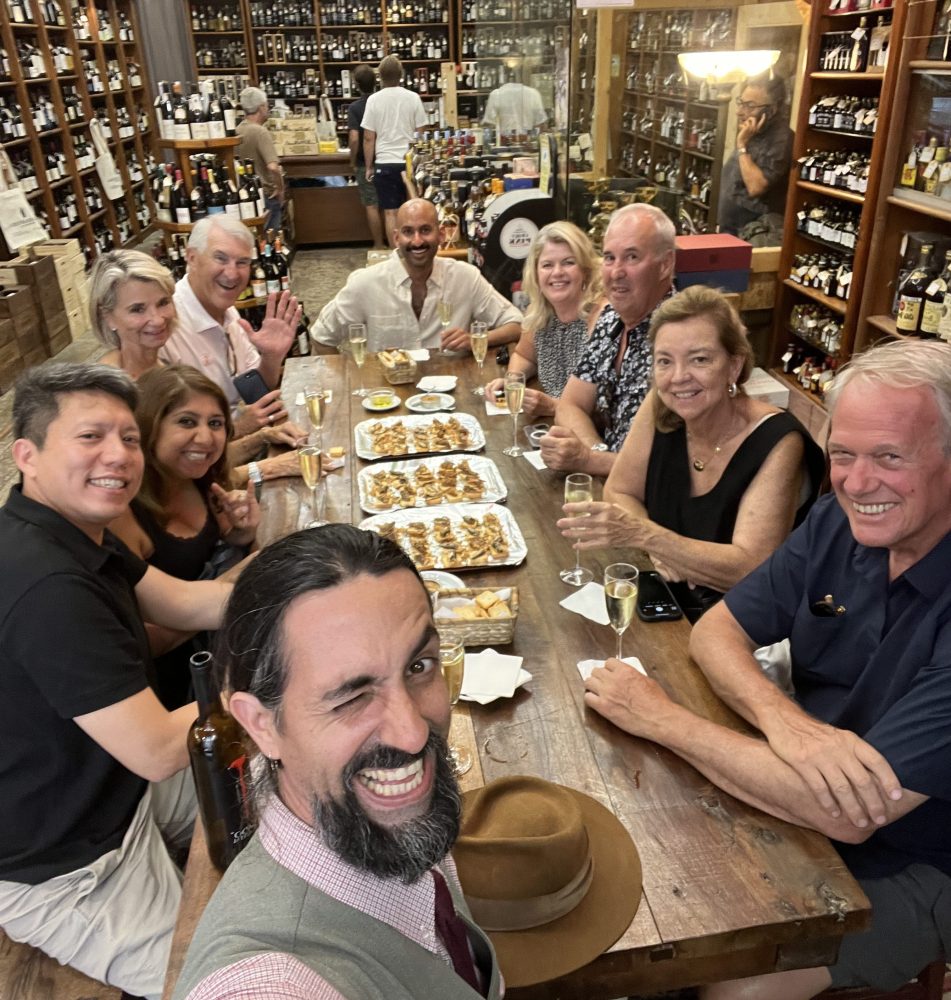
[
  {"left": 434, "top": 587, "right": 519, "bottom": 647},
  {"left": 377, "top": 350, "right": 418, "bottom": 385}
]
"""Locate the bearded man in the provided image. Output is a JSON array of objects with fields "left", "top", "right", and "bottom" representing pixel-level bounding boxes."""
[{"left": 173, "top": 525, "right": 501, "bottom": 1000}]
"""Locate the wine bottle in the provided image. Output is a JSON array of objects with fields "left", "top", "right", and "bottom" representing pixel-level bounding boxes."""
[
  {"left": 921, "top": 249, "right": 951, "bottom": 338},
  {"left": 895, "top": 243, "right": 935, "bottom": 334},
  {"left": 172, "top": 168, "right": 191, "bottom": 224},
  {"left": 187, "top": 652, "right": 254, "bottom": 872}
]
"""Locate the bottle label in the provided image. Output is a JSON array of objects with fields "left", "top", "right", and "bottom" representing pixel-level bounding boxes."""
[
  {"left": 896, "top": 295, "right": 922, "bottom": 331},
  {"left": 920, "top": 299, "right": 943, "bottom": 334}
]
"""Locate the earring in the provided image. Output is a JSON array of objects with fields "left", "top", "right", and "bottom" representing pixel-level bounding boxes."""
[
  {"left": 267, "top": 756, "right": 283, "bottom": 772},
  {"left": 728, "top": 382, "right": 738, "bottom": 398}
]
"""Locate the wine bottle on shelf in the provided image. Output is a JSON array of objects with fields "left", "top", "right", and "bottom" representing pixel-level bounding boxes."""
[
  {"left": 172, "top": 82, "right": 190, "bottom": 142},
  {"left": 848, "top": 16, "right": 870, "bottom": 73},
  {"left": 187, "top": 651, "right": 254, "bottom": 872},
  {"left": 172, "top": 168, "right": 190, "bottom": 225},
  {"left": 920, "top": 249, "right": 951, "bottom": 339},
  {"left": 262, "top": 242, "right": 281, "bottom": 295},
  {"left": 251, "top": 247, "right": 268, "bottom": 299},
  {"left": 218, "top": 84, "right": 237, "bottom": 136},
  {"left": 895, "top": 243, "right": 935, "bottom": 335},
  {"left": 190, "top": 166, "right": 208, "bottom": 221}
]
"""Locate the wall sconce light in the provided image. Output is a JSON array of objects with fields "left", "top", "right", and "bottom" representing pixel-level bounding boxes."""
[{"left": 677, "top": 50, "right": 780, "bottom": 88}]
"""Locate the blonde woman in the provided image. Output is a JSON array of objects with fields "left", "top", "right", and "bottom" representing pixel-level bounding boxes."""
[{"left": 485, "top": 221, "right": 605, "bottom": 418}]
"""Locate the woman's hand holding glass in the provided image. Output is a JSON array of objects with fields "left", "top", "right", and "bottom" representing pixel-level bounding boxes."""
[
  {"left": 559, "top": 473, "right": 593, "bottom": 586},
  {"left": 557, "top": 500, "right": 646, "bottom": 550}
]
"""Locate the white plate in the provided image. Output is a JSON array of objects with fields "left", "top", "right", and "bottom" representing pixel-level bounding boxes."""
[
  {"left": 421, "top": 570, "right": 465, "bottom": 591},
  {"left": 358, "top": 502, "right": 527, "bottom": 571},
  {"left": 406, "top": 392, "right": 455, "bottom": 413},
  {"left": 361, "top": 394, "right": 400, "bottom": 413},
  {"left": 354, "top": 413, "right": 486, "bottom": 461},
  {"left": 461, "top": 669, "right": 533, "bottom": 705},
  {"left": 357, "top": 455, "right": 507, "bottom": 513}
]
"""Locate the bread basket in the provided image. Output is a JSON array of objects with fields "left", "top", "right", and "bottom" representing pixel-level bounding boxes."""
[
  {"left": 377, "top": 349, "right": 418, "bottom": 385},
  {"left": 433, "top": 587, "right": 519, "bottom": 647}
]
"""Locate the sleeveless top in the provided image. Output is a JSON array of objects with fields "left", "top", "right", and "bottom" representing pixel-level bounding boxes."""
[
  {"left": 644, "top": 410, "right": 824, "bottom": 622},
  {"left": 131, "top": 494, "right": 221, "bottom": 581},
  {"left": 534, "top": 314, "right": 588, "bottom": 398},
  {"left": 173, "top": 834, "right": 501, "bottom": 1000}
]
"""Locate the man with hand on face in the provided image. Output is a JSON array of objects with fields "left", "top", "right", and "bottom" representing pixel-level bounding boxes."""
[
  {"left": 540, "top": 203, "right": 675, "bottom": 476},
  {"left": 717, "top": 76, "right": 793, "bottom": 238},
  {"left": 161, "top": 215, "right": 303, "bottom": 440},
  {"left": 174, "top": 525, "right": 501, "bottom": 1000},
  {"left": 311, "top": 198, "right": 521, "bottom": 354},
  {"left": 0, "top": 363, "right": 231, "bottom": 1000},
  {"left": 583, "top": 340, "right": 951, "bottom": 999}
]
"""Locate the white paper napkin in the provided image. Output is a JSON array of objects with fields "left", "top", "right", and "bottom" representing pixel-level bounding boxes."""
[
  {"left": 407, "top": 349, "right": 430, "bottom": 362},
  {"left": 523, "top": 449, "right": 547, "bottom": 470},
  {"left": 576, "top": 656, "right": 647, "bottom": 681},
  {"left": 484, "top": 398, "right": 509, "bottom": 416},
  {"left": 559, "top": 582, "right": 610, "bottom": 625},
  {"left": 461, "top": 648, "right": 523, "bottom": 700},
  {"left": 417, "top": 375, "right": 458, "bottom": 392}
]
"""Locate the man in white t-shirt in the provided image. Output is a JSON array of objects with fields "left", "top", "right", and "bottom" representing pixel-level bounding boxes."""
[
  {"left": 362, "top": 56, "right": 428, "bottom": 245},
  {"left": 483, "top": 81, "right": 546, "bottom": 138}
]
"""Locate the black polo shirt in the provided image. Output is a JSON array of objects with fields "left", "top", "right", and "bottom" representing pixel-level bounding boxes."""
[{"left": 0, "top": 487, "right": 151, "bottom": 884}]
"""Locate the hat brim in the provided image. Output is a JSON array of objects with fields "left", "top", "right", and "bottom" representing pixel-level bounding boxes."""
[{"left": 459, "top": 782, "right": 642, "bottom": 988}]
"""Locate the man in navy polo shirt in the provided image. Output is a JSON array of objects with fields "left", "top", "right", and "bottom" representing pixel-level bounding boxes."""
[{"left": 583, "top": 338, "right": 951, "bottom": 997}]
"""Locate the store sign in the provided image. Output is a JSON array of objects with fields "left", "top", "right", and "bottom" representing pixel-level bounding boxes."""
[{"left": 499, "top": 218, "right": 539, "bottom": 260}]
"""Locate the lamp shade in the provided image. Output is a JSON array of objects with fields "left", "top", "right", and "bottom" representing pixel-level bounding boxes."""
[{"left": 677, "top": 50, "right": 780, "bottom": 85}]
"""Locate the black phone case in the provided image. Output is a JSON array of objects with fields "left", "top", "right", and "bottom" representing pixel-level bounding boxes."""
[
  {"left": 636, "top": 571, "right": 684, "bottom": 622},
  {"left": 233, "top": 369, "right": 271, "bottom": 405}
]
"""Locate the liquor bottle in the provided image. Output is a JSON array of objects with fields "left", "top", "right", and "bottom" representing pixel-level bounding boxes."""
[
  {"left": 895, "top": 243, "right": 934, "bottom": 334},
  {"left": 848, "top": 16, "right": 870, "bottom": 72},
  {"left": 187, "top": 651, "right": 254, "bottom": 872},
  {"left": 920, "top": 249, "right": 951, "bottom": 338}
]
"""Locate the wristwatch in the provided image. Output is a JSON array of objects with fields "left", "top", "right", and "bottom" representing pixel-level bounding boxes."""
[
  {"left": 737, "top": 147, "right": 749, "bottom": 155},
  {"left": 590, "top": 442, "right": 609, "bottom": 452},
  {"left": 247, "top": 461, "right": 263, "bottom": 485}
]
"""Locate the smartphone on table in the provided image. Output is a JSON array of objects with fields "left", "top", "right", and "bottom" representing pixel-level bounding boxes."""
[{"left": 636, "top": 570, "right": 683, "bottom": 622}]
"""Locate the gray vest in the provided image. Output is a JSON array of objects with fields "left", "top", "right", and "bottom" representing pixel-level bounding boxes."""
[{"left": 173, "top": 833, "right": 501, "bottom": 1000}]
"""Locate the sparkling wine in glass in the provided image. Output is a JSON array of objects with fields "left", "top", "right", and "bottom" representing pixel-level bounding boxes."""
[
  {"left": 437, "top": 297, "right": 452, "bottom": 354},
  {"left": 560, "top": 472, "right": 593, "bottom": 586},
  {"left": 604, "top": 563, "right": 639, "bottom": 659},
  {"left": 348, "top": 323, "right": 368, "bottom": 397},
  {"left": 304, "top": 388, "right": 325, "bottom": 442},
  {"left": 469, "top": 320, "right": 488, "bottom": 395},
  {"left": 439, "top": 640, "right": 472, "bottom": 775},
  {"left": 298, "top": 444, "right": 327, "bottom": 527},
  {"left": 501, "top": 371, "right": 525, "bottom": 457}
]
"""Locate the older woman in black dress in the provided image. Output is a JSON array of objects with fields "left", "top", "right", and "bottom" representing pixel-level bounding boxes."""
[{"left": 559, "top": 285, "right": 824, "bottom": 622}]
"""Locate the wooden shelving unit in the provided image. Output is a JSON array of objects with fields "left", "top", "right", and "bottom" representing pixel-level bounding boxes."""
[
  {"left": 0, "top": 0, "right": 158, "bottom": 263},
  {"left": 855, "top": 2, "right": 951, "bottom": 352},
  {"left": 770, "top": 0, "right": 908, "bottom": 421}
]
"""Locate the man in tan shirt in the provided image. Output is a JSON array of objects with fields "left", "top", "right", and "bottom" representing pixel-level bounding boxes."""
[{"left": 236, "top": 86, "right": 284, "bottom": 233}]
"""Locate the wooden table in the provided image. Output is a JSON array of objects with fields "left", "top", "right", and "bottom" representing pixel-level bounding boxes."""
[{"left": 163, "top": 353, "right": 869, "bottom": 1000}]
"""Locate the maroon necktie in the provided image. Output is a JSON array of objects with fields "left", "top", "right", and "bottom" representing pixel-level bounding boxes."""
[{"left": 432, "top": 869, "right": 483, "bottom": 995}]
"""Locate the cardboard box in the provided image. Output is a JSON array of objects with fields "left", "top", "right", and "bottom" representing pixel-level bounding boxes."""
[
  {"left": 744, "top": 367, "right": 790, "bottom": 410},
  {"left": 676, "top": 268, "right": 750, "bottom": 293},
  {"left": 0, "top": 338, "right": 24, "bottom": 394},
  {"left": 675, "top": 234, "right": 753, "bottom": 274}
]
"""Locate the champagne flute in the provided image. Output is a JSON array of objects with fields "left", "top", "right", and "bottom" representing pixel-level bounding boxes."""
[
  {"left": 437, "top": 296, "right": 452, "bottom": 355},
  {"left": 304, "top": 388, "right": 325, "bottom": 445},
  {"left": 348, "top": 322, "right": 368, "bottom": 397},
  {"left": 604, "top": 563, "right": 639, "bottom": 659},
  {"left": 439, "top": 640, "right": 472, "bottom": 775},
  {"left": 298, "top": 443, "right": 327, "bottom": 527},
  {"left": 469, "top": 320, "right": 489, "bottom": 395},
  {"left": 559, "top": 472, "right": 593, "bottom": 586},
  {"left": 501, "top": 370, "right": 525, "bottom": 457}
]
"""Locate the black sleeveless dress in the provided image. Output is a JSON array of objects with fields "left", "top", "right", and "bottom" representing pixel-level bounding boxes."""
[
  {"left": 644, "top": 411, "right": 825, "bottom": 623},
  {"left": 132, "top": 496, "right": 222, "bottom": 708}
]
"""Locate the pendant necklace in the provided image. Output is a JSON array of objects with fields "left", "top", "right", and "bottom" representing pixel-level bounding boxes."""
[{"left": 688, "top": 411, "right": 738, "bottom": 472}]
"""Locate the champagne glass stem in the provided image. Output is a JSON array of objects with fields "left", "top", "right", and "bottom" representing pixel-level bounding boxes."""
[
  {"left": 616, "top": 629, "right": 623, "bottom": 659},
  {"left": 511, "top": 413, "right": 518, "bottom": 452}
]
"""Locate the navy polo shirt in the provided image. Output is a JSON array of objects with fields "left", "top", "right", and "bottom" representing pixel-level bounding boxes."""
[{"left": 725, "top": 493, "right": 951, "bottom": 879}]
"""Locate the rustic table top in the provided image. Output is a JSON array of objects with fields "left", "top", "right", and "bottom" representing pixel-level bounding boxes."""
[{"left": 163, "top": 351, "right": 869, "bottom": 1000}]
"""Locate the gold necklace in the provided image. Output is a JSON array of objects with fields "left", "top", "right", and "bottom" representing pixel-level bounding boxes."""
[{"left": 688, "top": 410, "right": 738, "bottom": 472}]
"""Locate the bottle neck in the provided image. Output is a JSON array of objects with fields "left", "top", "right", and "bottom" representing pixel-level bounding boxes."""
[{"left": 189, "top": 653, "right": 223, "bottom": 721}]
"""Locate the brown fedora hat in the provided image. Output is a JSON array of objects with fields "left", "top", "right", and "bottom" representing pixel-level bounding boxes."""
[{"left": 454, "top": 775, "right": 642, "bottom": 988}]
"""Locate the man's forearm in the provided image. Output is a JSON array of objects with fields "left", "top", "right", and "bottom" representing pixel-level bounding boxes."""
[
  {"left": 488, "top": 321, "right": 521, "bottom": 347},
  {"left": 257, "top": 354, "right": 284, "bottom": 390}
]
